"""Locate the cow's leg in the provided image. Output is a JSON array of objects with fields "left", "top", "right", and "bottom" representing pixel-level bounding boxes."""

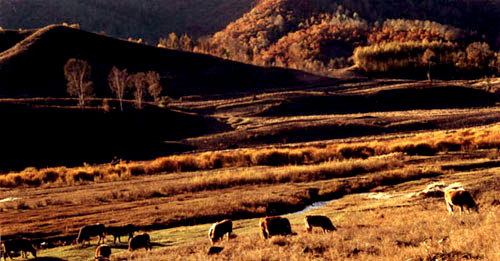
[
  {"left": 118, "top": 235, "right": 121, "bottom": 243},
  {"left": 459, "top": 206, "right": 463, "bottom": 215},
  {"left": 305, "top": 223, "right": 312, "bottom": 232},
  {"left": 446, "top": 202, "right": 454, "bottom": 214}
]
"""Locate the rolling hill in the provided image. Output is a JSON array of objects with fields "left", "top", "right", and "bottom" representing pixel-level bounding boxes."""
[
  {"left": 0, "top": 24, "right": 335, "bottom": 171},
  {"left": 0, "top": 24, "right": 333, "bottom": 99},
  {"left": 0, "top": 98, "right": 230, "bottom": 172}
]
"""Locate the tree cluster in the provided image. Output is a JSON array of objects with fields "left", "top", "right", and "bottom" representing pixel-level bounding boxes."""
[
  {"left": 353, "top": 40, "right": 500, "bottom": 77},
  {"left": 64, "top": 59, "right": 163, "bottom": 110}
]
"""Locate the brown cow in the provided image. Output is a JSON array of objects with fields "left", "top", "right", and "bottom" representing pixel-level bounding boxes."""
[
  {"left": 128, "top": 233, "right": 152, "bottom": 252},
  {"left": 208, "top": 219, "right": 232, "bottom": 245},
  {"left": 445, "top": 189, "right": 478, "bottom": 215},
  {"left": 76, "top": 224, "right": 106, "bottom": 246},
  {"left": 2, "top": 238, "right": 37, "bottom": 260},
  {"left": 304, "top": 215, "right": 336, "bottom": 233},
  {"left": 105, "top": 224, "right": 136, "bottom": 244},
  {"left": 260, "top": 216, "right": 293, "bottom": 239},
  {"left": 94, "top": 244, "right": 112, "bottom": 260}
]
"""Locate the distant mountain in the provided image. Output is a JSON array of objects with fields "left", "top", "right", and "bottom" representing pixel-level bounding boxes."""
[
  {"left": 0, "top": 0, "right": 257, "bottom": 42},
  {"left": 0, "top": 24, "right": 332, "bottom": 98}
]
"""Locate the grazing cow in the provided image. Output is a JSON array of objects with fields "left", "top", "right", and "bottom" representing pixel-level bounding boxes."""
[
  {"left": 208, "top": 219, "right": 232, "bottom": 245},
  {"left": 128, "top": 233, "right": 152, "bottom": 252},
  {"left": 2, "top": 238, "right": 37, "bottom": 260},
  {"left": 105, "top": 224, "right": 136, "bottom": 244},
  {"left": 445, "top": 189, "right": 478, "bottom": 215},
  {"left": 259, "top": 216, "right": 293, "bottom": 239},
  {"left": 76, "top": 224, "right": 106, "bottom": 246},
  {"left": 304, "top": 215, "right": 336, "bottom": 233},
  {"left": 94, "top": 244, "right": 112, "bottom": 260}
]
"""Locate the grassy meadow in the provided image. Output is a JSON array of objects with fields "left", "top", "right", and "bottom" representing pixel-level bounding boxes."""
[{"left": 1, "top": 79, "right": 500, "bottom": 260}]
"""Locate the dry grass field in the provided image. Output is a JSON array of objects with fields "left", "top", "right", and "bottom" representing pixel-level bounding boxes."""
[{"left": 1, "top": 78, "right": 500, "bottom": 260}]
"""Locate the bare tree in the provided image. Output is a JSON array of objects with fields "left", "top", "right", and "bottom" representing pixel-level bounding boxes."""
[
  {"left": 64, "top": 58, "right": 93, "bottom": 106},
  {"left": 128, "top": 72, "right": 147, "bottom": 109},
  {"left": 108, "top": 66, "right": 129, "bottom": 111},
  {"left": 146, "top": 71, "right": 162, "bottom": 103},
  {"left": 422, "top": 48, "right": 437, "bottom": 84}
]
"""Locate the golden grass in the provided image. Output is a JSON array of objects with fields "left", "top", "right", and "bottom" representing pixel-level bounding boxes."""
[
  {"left": 2, "top": 124, "right": 499, "bottom": 188},
  {"left": 111, "top": 178, "right": 500, "bottom": 261},
  {"left": 0, "top": 155, "right": 442, "bottom": 245}
]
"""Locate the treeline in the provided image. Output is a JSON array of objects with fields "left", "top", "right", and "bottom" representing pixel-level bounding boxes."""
[{"left": 353, "top": 41, "right": 500, "bottom": 78}]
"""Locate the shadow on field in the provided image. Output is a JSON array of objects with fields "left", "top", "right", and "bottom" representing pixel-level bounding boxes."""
[
  {"left": 151, "top": 242, "right": 168, "bottom": 247},
  {"left": 107, "top": 242, "right": 168, "bottom": 250},
  {"left": 110, "top": 244, "right": 129, "bottom": 250},
  {"left": 33, "top": 257, "right": 67, "bottom": 261},
  {"left": 257, "top": 86, "right": 499, "bottom": 116}
]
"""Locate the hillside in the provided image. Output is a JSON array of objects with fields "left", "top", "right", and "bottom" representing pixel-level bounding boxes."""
[
  {"left": 0, "top": 98, "right": 230, "bottom": 172},
  {"left": 0, "top": 24, "right": 333, "bottom": 98},
  {"left": 0, "top": 29, "right": 34, "bottom": 53},
  {"left": 204, "top": 0, "right": 500, "bottom": 77},
  {"left": 0, "top": 0, "right": 257, "bottom": 42}
]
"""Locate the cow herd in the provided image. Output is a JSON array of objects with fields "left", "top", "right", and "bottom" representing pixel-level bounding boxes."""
[
  {"left": 75, "top": 223, "right": 152, "bottom": 260},
  {"left": 0, "top": 223, "right": 151, "bottom": 260},
  {"left": 1, "top": 184, "right": 478, "bottom": 260},
  {"left": 208, "top": 215, "right": 337, "bottom": 246}
]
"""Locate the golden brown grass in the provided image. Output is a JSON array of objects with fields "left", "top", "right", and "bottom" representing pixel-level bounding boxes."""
[
  {"left": 2, "top": 123, "right": 499, "bottom": 188},
  {"left": 0, "top": 153, "right": 442, "bottom": 245},
  {"left": 112, "top": 177, "right": 500, "bottom": 261}
]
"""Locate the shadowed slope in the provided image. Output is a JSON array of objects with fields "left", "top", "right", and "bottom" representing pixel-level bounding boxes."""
[
  {"left": 0, "top": 99, "right": 231, "bottom": 172},
  {"left": 0, "top": 25, "right": 333, "bottom": 98},
  {"left": 0, "top": 29, "right": 35, "bottom": 53},
  {"left": 258, "top": 86, "right": 499, "bottom": 116}
]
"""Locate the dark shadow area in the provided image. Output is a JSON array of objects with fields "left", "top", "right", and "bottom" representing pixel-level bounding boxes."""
[
  {"left": 0, "top": 29, "right": 35, "bottom": 52},
  {"left": 258, "top": 86, "right": 499, "bottom": 117},
  {"left": 150, "top": 242, "right": 167, "bottom": 247},
  {"left": 110, "top": 245, "right": 129, "bottom": 250},
  {"left": 0, "top": 100, "right": 228, "bottom": 172},
  {"left": 34, "top": 257, "right": 67, "bottom": 261}
]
